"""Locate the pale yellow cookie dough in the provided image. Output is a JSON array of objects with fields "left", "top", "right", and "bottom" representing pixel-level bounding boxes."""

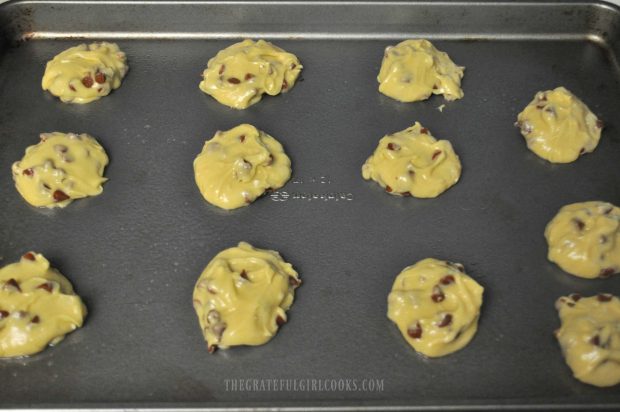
[
  {"left": 0, "top": 252, "right": 87, "bottom": 358},
  {"left": 555, "top": 293, "right": 620, "bottom": 387},
  {"left": 545, "top": 201, "right": 620, "bottom": 279},
  {"left": 193, "top": 124, "right": 291, "bottom": 210},
  {"left": 42, "top": 42, "right": 128, "bottom": 104},
  {"left": 12, "top": 132, "right": 109, "bottom": 208},
  {"left": 387, "top": 258, "right": 484, "bottom": 357},
  {"left": 515, "top": 87, "right": 603, "bottom": 163},
  {"left": 193, "top": 242, "right": 301, "bottom": 353},
  {"left": 362, "top": 122, "right": 461, "bottom": 198},
  {"left": 199, "top": 39, "right": 302, "bottom": 109},
  {"left": 377, "top": 39, "right": 464, "bottom": 103}
]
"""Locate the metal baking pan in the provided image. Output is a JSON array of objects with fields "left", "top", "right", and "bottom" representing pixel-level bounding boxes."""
[{"left": 1, "top": 0, "right": 620, "bottom": 410}]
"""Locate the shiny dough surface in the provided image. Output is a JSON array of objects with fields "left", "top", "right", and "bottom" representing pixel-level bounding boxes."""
[
  {"left": 193, "top": 124, "right": 291, "bottom": 210},
  {"left": 193, "top": 242, "right": 301, "bottom": 353},
  {"left": 555, "top": 293, "right": 620, "bottom": 387},
  {"left": 12, "top": 132, "right": 109, "bottom": 208},
  {"left": 515, "top": 87, "right": 602, "bottom": 163},
  {"left": 387, "top": 258, "right": 484, "bottom": 357},
  {"left": 0, "top": 252, "right": 86, "bottom": 358},
  {"left": 545, "top": 201, "right": 620, "bottom": 279},
  {"left": 362, "top": 122, "right": 461, "bottom": 198},
  {"left": 199, "top": 39, "right": 302, "bottom": 109},
  {"left": 41, "top": 42, "right": 128, "bottom": 104},
  {"left": 377, "top": 39, "right": 464, "bottom": 102}
]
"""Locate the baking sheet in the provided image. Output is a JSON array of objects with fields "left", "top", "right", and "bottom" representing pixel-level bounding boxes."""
[{"left": 1, "top": 0, "right": 620, "bottom": 410}]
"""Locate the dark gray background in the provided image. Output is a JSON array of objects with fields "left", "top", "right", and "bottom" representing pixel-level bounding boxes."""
[{"left": 0, "top": 0, "right": 620, "bottom": 410}]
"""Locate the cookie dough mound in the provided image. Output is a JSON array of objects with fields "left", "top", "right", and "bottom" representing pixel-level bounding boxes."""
[
  {"left": 555, "top": 293, "right": 620, "bottom": 387},
  {"left": 42, "top": 42, "right": 128, "bottom": 104},
  {"left": 377, "top": 39, "right": 464, "bottom": 102},
  {"left": 545, "top": 201, "right": 620, "bottom": 279},
  {"left": 193, "top": 124, "right": 291, "bottom": 210},
  {"left": 199, "top": 39, "right": 302, "bottom": 109},
  {"left": 515, "top": 87, "right": 602, "bottom": 163},
  {"left": 12, "top": 132, "right": 109, "bottom": 208},
  {"left": 193, "top": 242, "right": 301, "bottom": 353},
  {"left": 387, "top": 258, "right": 484, "bottom": 357},
  {"left": 362, "top": 122, "right": 461, "bottom": 198},
  {"left": 0, "top": 252, "right": 87, "bottom": 358}
]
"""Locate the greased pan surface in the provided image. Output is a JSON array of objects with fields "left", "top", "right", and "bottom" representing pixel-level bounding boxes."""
[{"left": 1, "top": 1, "right": 620, "bottom": 410}]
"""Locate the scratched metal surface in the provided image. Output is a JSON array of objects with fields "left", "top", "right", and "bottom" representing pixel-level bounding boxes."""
[{"left": 1, "top": 0, "right": 620, "bottom": 410}]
